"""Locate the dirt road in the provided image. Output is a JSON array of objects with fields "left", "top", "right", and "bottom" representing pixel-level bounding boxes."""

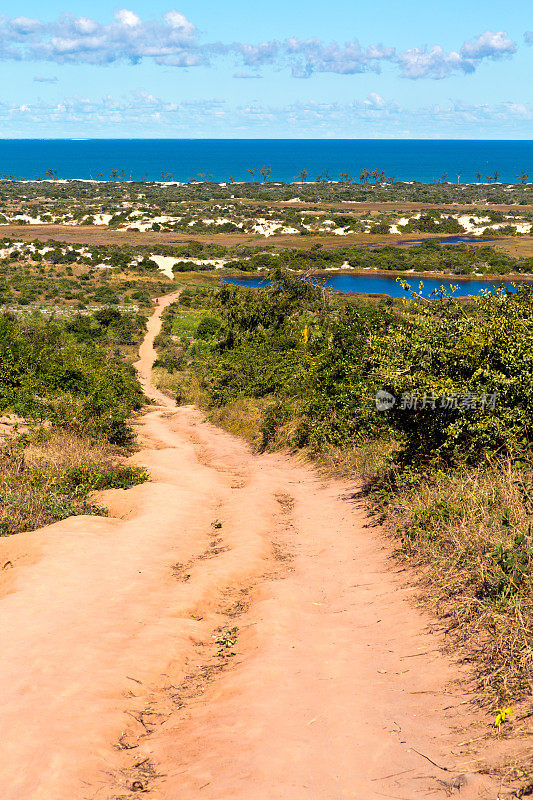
[{"left": 0, "top": 295, "right": 505, "bottom": 799}]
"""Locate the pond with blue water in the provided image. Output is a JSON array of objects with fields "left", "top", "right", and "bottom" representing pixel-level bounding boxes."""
[{"left": 220, "top": 273, "right": 529, "bottom": 298}]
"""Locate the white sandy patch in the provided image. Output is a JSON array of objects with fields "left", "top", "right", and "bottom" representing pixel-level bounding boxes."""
[
  {"left": 390, "top": 217, "right": 410, "bottom": 234},
  {"left": 93, "top": 214, "right": 113, "bottom": 226},
  {"left": 149, "top": 256, "right": 176, "bottom": 278},
  {"left": 456, "top": 215, "right": 491, "bottom": 235},
  {"left": 251, "top": 219, "right": 281, "bottom": 237}
]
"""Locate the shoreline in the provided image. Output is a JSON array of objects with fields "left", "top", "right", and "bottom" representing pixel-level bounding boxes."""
[{"left": 217, "top": 267, "right": 533, "bottom": 284}]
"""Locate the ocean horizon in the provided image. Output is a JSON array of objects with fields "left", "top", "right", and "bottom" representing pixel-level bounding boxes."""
[{"left": 0, "top": 138, "right": 532, "bottom": 184}]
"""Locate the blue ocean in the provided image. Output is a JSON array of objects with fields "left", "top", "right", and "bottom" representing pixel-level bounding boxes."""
[{"left": 0, "top": 139, "right": 532, "bottom": 184}]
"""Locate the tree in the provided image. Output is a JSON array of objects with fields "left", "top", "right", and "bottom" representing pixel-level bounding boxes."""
[
  {"left": 247, "top": 168, "right": 256, "bottom": 182},
  {"left": 260, "top": 165, "right": 272, "bottom": 182},
  {"left": 360, "top": 169, "right": 370, "bottom": 183},
  {"left": 45, "top": 168, "right": 57, "bottom": 180},
  {"left": 296, "top": 170, "right": 308, "bottom": 182},
  {"left": 110, "top": 169, "right": 118, "bottom": 181},
  {"left": 476, "top": 172, "right": 482, "bottom": 182}
]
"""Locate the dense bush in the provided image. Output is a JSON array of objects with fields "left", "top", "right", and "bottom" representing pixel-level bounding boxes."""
[
  {"left": 0, "top": 312, "right": 144, "bottom": 444},
  {"left": 169, "top": 273, "right": 533, "bottom": 466}
]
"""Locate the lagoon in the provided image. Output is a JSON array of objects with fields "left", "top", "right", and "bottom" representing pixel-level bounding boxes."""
[{"left": 220, "top": 273, "right": 527, "bottom": 298}]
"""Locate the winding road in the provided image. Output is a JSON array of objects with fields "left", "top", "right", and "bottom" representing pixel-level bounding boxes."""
[{"left": 0, "top": 294, "right": 503, "bottom": 799}]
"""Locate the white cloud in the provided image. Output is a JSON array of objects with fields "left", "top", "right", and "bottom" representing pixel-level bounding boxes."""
[
  {"left": 397, "top": 31, "right": 516, "bottom": 79},
  {"left": 0, "top": 9, "right": 200, "bottom": 65},
  {"left": 115, "top": 10, "right": 141, "bottom": 28},
  {"left": 460, "top": 30, "right": 516, "bottom": 59},
  {"left": 9, "top": 16, "right": 41, "bottom": 34},
  {"left": 0, "top": 12, "right": 520, "bottom": 81},
  {"left": 2, "top": 91, "right": 529, "bottom": 135},
  {"left": 233, "top": 38, "right": 395, "bottom": 77},
  {"left": 163, "top": 10, "right": 195, "bottom": 37},
  {"left": 364, "top": 93, "right": 387, "bottom": 108},
  {"left": 74, "top": 17, "right": 98, "bottom": 35},
  {"left": 397, "top": 46, "right": 466, "bottom": 79}
]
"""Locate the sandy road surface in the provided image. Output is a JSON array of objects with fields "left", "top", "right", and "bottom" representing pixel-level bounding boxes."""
[{"left": 0, "top": 294, "right": 506, "bottom": 799}]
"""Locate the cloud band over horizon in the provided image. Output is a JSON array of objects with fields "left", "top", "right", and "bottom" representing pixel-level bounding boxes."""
[{"left": 0, "top": 9, "right": 521, "bottom": 79}]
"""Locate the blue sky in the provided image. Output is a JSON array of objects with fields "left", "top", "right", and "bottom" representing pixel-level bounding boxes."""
[{"left": 1, "top": 0, "right": 532, "bottom": 137}]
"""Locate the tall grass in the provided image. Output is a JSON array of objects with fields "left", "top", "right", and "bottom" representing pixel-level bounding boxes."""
[
  {"left": 0, "top": 428, "right": 148, "bottom": 536},
  {"left": 375, "top": 458, "right": 533, "bottom": 702}
]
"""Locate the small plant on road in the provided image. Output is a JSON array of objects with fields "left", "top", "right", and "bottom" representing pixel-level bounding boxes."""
[{"left": 216, "top": 626, "right": 239, "bottom": 657}]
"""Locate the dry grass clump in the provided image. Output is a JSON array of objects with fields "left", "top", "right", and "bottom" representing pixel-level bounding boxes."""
[
  {"left": 381, "top": 458, "right": 533, "bottom": 702},
  {"left": 0, "top": 427, "right": 148, "bottom": 536},
  {"left": 152, "top": 366, "right": 208, "bottom": 408},
  {"left": 317, "top": 438, "right": 400, "bottom": 481},
  {"left": 151, "top": 366, "right": 179, "bottom": 399},
  {"left": 209, "top": 397, "right": 266, "bottom": 448},
  {"left": 23, "top": 429, "right": 114, "bottom": 471}
]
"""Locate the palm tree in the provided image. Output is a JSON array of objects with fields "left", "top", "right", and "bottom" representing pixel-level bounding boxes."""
[
  {"left": 494, "top": 171, "right": 500, "bottom": 183},
  {"left": 295, "top": 170, "right": 308, "bottom": 182},
  {"left": 228, "top": 175, "right": 235, "bottom": 183},
  {"left": 247, "top": 168, "right": 256, "bottom": 182},
  {"left": 45, "top": 168, "right": 57, "bottom": 180},
  {"left": 110, "top": 169, "right": 118, "bottom": 181},
  {"left": 371, "top": 169, "right": 379, "bottom": 182},
  {"left": 360, "top": 169, "right": 370, "bottom": 183},
  {"left": 476, "top": 172, "right": 482, "bottom": 182}
]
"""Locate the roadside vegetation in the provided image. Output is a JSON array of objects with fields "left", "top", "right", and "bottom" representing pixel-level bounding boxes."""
[
  {"left": 154, "top": 274, "right": 533, "bottom": 705},
  {"left": 0, "top": 308, "right": 149, "bottom": 536},
  {"left": 0, "top": 429, "right": 147, "bottom": 536}
]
